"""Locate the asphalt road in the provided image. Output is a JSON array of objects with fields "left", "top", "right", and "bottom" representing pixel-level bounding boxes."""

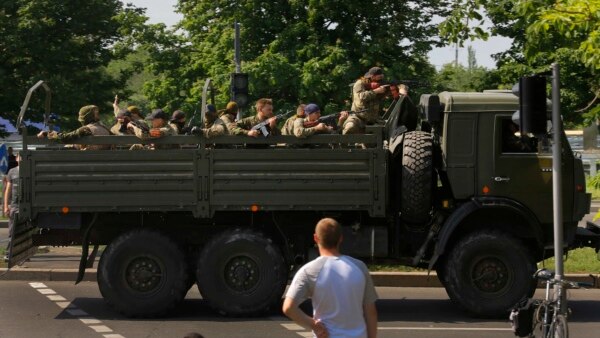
[{"left": 0, "top": 282, "right": 599, "bottom": 338}]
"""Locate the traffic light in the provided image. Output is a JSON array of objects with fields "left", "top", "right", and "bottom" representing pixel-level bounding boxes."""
[
  {"left": 230, "top": 73, "right": 249, "bottom": 109},
  {"left": 518, "top": 75, "right": 547, "bottom": 135}
]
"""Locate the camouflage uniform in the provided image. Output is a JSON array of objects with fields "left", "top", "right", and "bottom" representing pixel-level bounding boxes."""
[
  {"left": 343, "top": 79, "right": 385, "bottom": 134},
  {"left": 130, "top": 121, "right": 176, "bottom": 150},
  {"left": 281, "top": 115, "right": 300, "bottom": 135},
  {"left": 169, "top": 122, "right": 182, "bottom": 135},
  {"left": 193, "top": 117, "right": 228, "bottom": 138},
  {"left": 110, "top": 122, "right": 134, "bottom": 136},
  {"left": 47, "top": 105, "right": 112, "bottom": 150},
  {"left": 291, "top": 118, "right": 322, "bottom": 138},
  {"left": 219, "top": 113, "right": 245, "bottom": 135},
  {"left": 237, "top": 115, "right": 281, "bottom": 136}
]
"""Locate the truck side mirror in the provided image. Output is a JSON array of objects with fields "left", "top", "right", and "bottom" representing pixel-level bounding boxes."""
[{"left": 518, "top": 75, "right": 547, "bottom": 135}]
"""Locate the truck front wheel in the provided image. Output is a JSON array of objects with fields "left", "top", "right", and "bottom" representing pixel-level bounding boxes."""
[
  {"left": 97, "top": 229, "right": 189, "bottom": 317},
  {"left": 441, "top": 230, "right": 536, "bottom": 317},
  {"left": 196, "top": 228, "right": 288, "bottom": 316}
]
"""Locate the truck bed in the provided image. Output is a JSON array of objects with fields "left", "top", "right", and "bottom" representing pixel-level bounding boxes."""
[{"left": 19, "top": 134, "right": 388, "bottom": 220}]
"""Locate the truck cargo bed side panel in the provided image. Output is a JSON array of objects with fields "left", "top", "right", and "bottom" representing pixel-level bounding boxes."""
[
  {"left": 209, "top": 148, "right": 386, "bottom": 216},
  {"left": 29, "top": 150, "right": 199, "bottom": 215}
]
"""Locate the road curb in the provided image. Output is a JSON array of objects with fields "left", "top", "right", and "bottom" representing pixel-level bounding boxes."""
[
  {"left": 2, "top": 268, "right": 597, "bottom": 288},
  {"left": 0, "top": 268, "right": 97, "bottom": 282}
]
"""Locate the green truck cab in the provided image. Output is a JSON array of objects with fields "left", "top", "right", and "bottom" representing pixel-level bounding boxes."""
[{"left": 8, "top": 81, "right": 599, "bottom": 318}]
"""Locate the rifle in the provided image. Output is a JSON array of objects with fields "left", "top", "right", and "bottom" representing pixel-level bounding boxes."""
[
  {"left": 371, "top": 80, "right": 431, "bottom": 98},
  {"left": 250, "top": 110, "right": 293, "bottom": 137},
  {"left": 129, "top": 119, "right": 150, "bottom": 133},
  {"left": 303, "top": 108, "right": 367, "bottom": 129}
]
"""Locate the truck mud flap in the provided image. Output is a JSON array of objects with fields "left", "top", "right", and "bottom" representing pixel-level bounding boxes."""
[{"left": 7, "top": 220, "right": 38, "bottom": 268}]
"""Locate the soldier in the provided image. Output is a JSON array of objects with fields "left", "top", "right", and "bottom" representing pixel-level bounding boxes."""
[
  {"left": 127, "top": 105, "right": 145, "bottom": 121},
  {"left": 110, "top": 109, "right": 134, "bottom": 135},
  {"left": 190, "top": 104, "right": 228, "bottom": 138},
  {"left": 219, "top": 101, "right": 245, "bottom": 135},
  {"left": 343, "top": 66, "right": 388, "bottom": 135},
  {"left": 128, "top": 109, "right": 176, "bottom": 149},
  {"left": 282, "top": 104, "right": 305, "bottom": 136},
  {"left": 292, "top": 103, "right": 349, "bottom": 138},
  {"left": 169, "top": 110, "right": 187, "bottom": 135},
  {"left": 236, "top": 98, "right": 280, "bottom": 137},
  {"left": 37, "top": 105, "right": 112, "bottom": 150}
]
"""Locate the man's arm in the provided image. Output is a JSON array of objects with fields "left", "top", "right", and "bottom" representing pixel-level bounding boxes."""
[
  {"left": 282, "top": 297, "right": 328, "bottom": 338},
  {"left": 3, "top": 180, "right": 11, "bottom": 215},
  {"left": 363, "top": 302, "right": 378, "bottom": 338}
]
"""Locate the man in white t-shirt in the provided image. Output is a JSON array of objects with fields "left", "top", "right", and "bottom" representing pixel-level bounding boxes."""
[{"left": 283, "top": 218, "right": 378, "bottom": 338}]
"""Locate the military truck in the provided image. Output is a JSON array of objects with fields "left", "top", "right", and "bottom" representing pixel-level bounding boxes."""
[{"left": 8, "top": 80, "right": 600, "bottom": 318}]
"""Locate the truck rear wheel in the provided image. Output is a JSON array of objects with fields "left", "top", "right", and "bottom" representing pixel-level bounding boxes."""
[
  {"left": 401, "top": 131, "right": 434, "bottom": 224},
  {"left": 441, "top": 230, "right": 536, "bottom": 317},
  {"left": 196, "top": 228, "right": 287, "bottom": 316},
  {"left": 97, "top": 229, "right": 189, "bottom": 317}
]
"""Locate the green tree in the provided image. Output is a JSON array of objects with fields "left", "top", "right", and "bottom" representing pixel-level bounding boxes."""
[
  {"left": 0, "top": 0, "right": 147, "bottom": 132},
  {"left": 439, "top": 0, "right": 599, "bottom": 127},
  {"left": 434, "top": 46, "right": 494, "bottom": 92},
  {"left": 142, "top": 0, "right": 446, "bottom": 117}
]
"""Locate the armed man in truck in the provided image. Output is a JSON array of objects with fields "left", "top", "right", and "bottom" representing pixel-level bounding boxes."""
[
  {"left": 110, "top": 109, "right": 135, "bottom": 136},
  {"left": 342, "top": 67, "right": 388, "bottom": 135},
  {"left": 37, "top": 105, "right": 112, "bottom": 150},
  {"left": 128, "top": 108, "right": 176, "bottom": 149},
  {"left": 282, "top": 104, "right": 306, "bottom": 136},
  {"left": 292, "top": 103, "right": 350, "bottom": 138},
  {"left": 218, "top": 101, "right": 245, "bottom": 135},
  {"left": 190, "top": 104, "right": 229, "bottom": 139},
  {"left": 236, "top": 98, "right": 281, "bottom": 137}
]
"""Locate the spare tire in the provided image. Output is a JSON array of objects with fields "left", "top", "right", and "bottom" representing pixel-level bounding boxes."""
[{"left": 401, "top": 131, "right": 434, "bottom": 224}]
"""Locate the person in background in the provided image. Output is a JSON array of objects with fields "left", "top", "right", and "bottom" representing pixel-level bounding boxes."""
[
  {"left": 3, "top": 153, "right": 20, "bottom": 261},
  {"left": 283, "top": 218, "right": 378, "bottom": 338}
]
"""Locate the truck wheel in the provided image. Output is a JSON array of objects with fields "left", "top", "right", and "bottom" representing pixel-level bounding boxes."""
[
  {"left": 97, "top": 229, "right": 189, "bottom": 317},
  {"left": 401, "top": 131, "right": 433, "bottom": 224},
  {"left": 196, "top": 228, "right": 287, "bottom": 316},
  {"left": 442, "top": 230, "right": 536, "bottom": 317}
]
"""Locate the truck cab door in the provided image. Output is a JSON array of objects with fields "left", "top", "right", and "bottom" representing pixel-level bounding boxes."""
[{"left": 489, "top": 115, "right": 553, "bottom": 223}]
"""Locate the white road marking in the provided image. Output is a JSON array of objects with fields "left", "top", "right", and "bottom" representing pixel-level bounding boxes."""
[
  {"left": 281, "top": 323, "right": 304, "bottom": 331},
  {"left": 29, "top": 282, "right": 48, "bottom": 288},
  {"left": 29, "top": 283, "right": 126, "bottom": 338},
  {"left": 296, "top": 332, "right": 313, "bottom": 337},
  {"left": 55, "top": 301, "right": 75, "bottom": 309},
  {"left": 89, "top": 325, "right": 113, "bottom": 333},
  {"left": 379, "top": 327, "right": 512, "bottom": 331},
  {"left": 47, "top": 295, "right": 67, "bottom": 301},
  {"left": 80, "top": 318, "right": 103, "bottom": 325}
]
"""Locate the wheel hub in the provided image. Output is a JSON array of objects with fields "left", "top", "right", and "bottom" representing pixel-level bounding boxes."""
[
  {"left": 125, "top": 257, "right": 163, "bottom": 293},
  {"left": 225, "top": 256, "right": 259, "bottom": 292},
  {"left": 472, "top": 257, "right": 510, "bottom": 293}
]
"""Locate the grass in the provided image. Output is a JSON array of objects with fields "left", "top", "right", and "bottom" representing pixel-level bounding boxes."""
[
  {"left": 367, "top": 248, "right": 600, "bottom": 274},
  {"left": 538, "top": 247, "right": 600, "bottom": 274}
]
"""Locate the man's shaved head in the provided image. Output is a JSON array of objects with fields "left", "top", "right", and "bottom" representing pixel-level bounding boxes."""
[{"left": 315, "top": 218, "right": 342, "bottom": 249}]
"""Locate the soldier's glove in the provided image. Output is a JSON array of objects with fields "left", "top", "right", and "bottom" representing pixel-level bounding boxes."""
[{"left": 190, "top": 126, "right": 201, "bottom": 135}]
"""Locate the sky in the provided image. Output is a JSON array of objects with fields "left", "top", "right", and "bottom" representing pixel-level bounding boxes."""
[{"left": 127, "top": 0, "right": 512, "bottom": 69}]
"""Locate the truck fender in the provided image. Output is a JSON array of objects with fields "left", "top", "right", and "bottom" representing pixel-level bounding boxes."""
[{"left": 428, "top": 197, "right": 543, "bottom": 271}]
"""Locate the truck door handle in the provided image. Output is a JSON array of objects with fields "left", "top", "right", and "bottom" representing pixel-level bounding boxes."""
[{"left": 493, "top": 176, "right": 511, "bottom": 182}]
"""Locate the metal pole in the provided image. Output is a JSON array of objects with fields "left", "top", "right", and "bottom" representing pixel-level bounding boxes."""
[
  {"left": 551, "top": 63, "right": 564, "bottom": 293},
  {"left": 234, "top": 22, "right": 241, "bottom": 73}
]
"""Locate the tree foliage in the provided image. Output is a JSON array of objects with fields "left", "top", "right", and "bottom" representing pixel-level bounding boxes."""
[
  {"left": 439, "top": 0, "right": 600, "bottom": 126},
  {"left": 141, "top": 0, "right": 447, "bottom": 116},
  {"left": 0, "top": 0, "right": 146, "bottom": 131}
]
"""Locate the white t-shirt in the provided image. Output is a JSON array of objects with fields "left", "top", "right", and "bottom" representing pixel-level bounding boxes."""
[{"left": 286, "top": 255, "right": 378, "bottom": 338}]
